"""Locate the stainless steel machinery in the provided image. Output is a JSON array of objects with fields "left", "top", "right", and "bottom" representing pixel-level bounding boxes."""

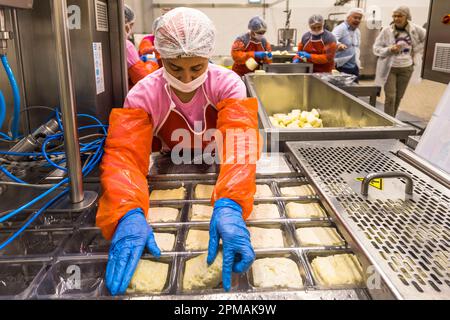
[
  {"left": 422, "top": 0, "right": 450, "bottom": 84},
  {"left": 245, "top": 73, "right": 416, "bottom": 149}
]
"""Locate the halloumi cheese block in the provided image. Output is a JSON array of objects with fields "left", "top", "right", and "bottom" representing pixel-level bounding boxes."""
[
  {"left": 191, "top": 204, "right": 213, "bottom": 221},
  {"left": 194, "top": 184, "right": 215, "bottom": 199},
  {"left": 185, "top": 229, "right": 209, "bottom": 251},
  {"left": 255, "top": 184, "right": 273, "bottom": 198},
  {"left": 249, "top": 227, "right": 284, "bottom": 249},
  {"left": 154, "top": 233, "right": 176, "bottom": 251},
  {"left": 183, "top": 252, "right": 223, "bottom": 291},
  {"left": 296, "top": 227, "right": 345, "bottom": 246},
  {"left": 252, "top": 258, "right": 303, "bottom": 289},
  {"left": 311, "top": 254, "right": 364, "bottom": 286},
  {"left": 147, "top": 207, "right": 179, "bottom": 223},
  {"left": 150, "top": 186, "right": 186, "bottom": 200},
  {"left": 280, "top": 185, "right": 316, "bottom": 197},
  {"left": 247, "top": 204, "right": 280, "bottom": 220},
  {"left": 285, "top": 202, "right": 326, "bottom": 218},
  {"left": 127, "top": 260, "right": 169, "bottom": 294}
]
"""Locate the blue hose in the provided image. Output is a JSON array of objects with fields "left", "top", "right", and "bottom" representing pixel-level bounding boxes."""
[
  {"left": 0, "top": 90, "right": 6, "bottom": 129},
  {"left": 1, "top": 55, "right": 21, "bottom": 140},
  {"left": 0, "top": 166, "right": 27, "bottom": 184}
]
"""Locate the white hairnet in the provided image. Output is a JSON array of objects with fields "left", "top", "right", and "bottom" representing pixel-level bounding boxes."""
[
  {"left": 347, "top": 7, "right": 365, "bottom": 18},
  {"left": 394, "top": 5, "right": 412, "bottom": 20},
  {"left": 154, "top": 7, "right": 216, "bottom": 59},
  {"left": 308, "top": 14, "right": 324, "bottom": 25},
  {"left": 124, "top": 4, "right": 135, "bottom": 24},
  {"left": 248, "top": 16, "right": 267, "bottom": 32}
]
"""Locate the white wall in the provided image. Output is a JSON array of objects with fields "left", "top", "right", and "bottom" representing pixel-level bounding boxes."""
[{"left": 125, "top": 0, "right": 431, "bottom": 56}]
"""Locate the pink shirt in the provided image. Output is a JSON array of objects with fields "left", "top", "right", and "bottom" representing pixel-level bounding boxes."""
[
  {"left": 124, "top": 64, "right": 247, "bottom": 131},
  {"left": 126, "top": 40, "right": 141, "bottom": 68}
]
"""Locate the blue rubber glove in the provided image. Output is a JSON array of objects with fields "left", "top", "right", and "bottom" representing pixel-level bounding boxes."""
[
  {"left": 207, "top": 198, "right": 255, "bottom": 292},
  {"left": 298, "top": 51, "right": 312, "bottom": 60},
  {"left": 140, "top": 55, "right": 158, "bottom": 63},
  {"left": 254, "top": 51, "right": 267, "bottom": 60},
  {"left": 105, "top": 208, "right": 161, "bottom": 296},
  {"left": 293, "top": 58, "right": 301, "bottom": 64},
  {"left": 267, "top": 52, "right": 273, "bottom": 59}
]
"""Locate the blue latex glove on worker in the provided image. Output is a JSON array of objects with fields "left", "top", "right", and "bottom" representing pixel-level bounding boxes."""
[
  {"left": 254, "top": 51, "right": 273, "bottom": 60},
  {"left": 297, "top": 51, "right": 312, "bottom": 60},
  {"left": 105, "top": 208, "right": 161, "bottom": 296},
  {"left": 140, "top": 54, "right": 158, "bottom": 63},
  {"left": 207, "top": 198, "right": 255, "bottom": 292}
]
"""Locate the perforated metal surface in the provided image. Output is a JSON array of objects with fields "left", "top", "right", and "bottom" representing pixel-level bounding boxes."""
[{"left": 287, "top": 140, "right": 450, "bottom": 300}]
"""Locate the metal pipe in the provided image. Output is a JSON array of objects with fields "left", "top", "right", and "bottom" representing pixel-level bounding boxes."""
[
  {"left": 397, "top": 148, "right": 450, "bottom": 189},
  {"left": 0, "top": 8, "right": 9, "bottom": 55},
  {"left": 50, "top": 0, "right": 84, "bottom": 203},
  {"left": 118, "top": 0, "right": 128, "bottom": 97},
  {"left": 152, "top": 3, "right": 269, "bottom": 9},
  {"left": 11, "top": 8, "right": 30, "bottom": 134},
  {"left": 361, "top": 172, "right": 414, "bottom": 196}
]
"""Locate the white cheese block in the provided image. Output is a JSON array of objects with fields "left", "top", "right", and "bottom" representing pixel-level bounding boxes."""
[
  {"left": 280, "top": 185, "right": 316, "bottom": 197},
  {"left": 247, "top": 204, "right": 280, "bottom": 220},
  {"left": 249, "top": 227, "right": 284, "bottom": 249},
  {"left": 127, "top": 260, "right": 169, "bottom": 294},
  {"left": 311, "top": 254, "right": 364, "bottom": 286},
  {"left": 150, "top": 187, "right": 186, "bottom": 200},
  {"left": 191, "top": 204, "right": 214, "bottom": 221},
  {"left": 194, "top": 184, "right": 215, "bottom": 199},
  {"left": 185, "top": 229, "right": 210, "bottom": 251},
  {"left": 255, "top": 184, "right": 273, "bottom": 198},
  {"left": 252, "top": 258, "right": 303, "bottom": 289},
  {"left": 183, "top": 252, "right": 223, "bottom": 291},
  {"left": 296, "top": 227, "right": 345, "bottom": 246},
  {"left": 147, "top": 207, "right": 179, "bottom": 223},
  {"left": 153, "top": 233, "right": 176, "bottom": 251},
  {"left": 285, "top": 202, "right": 326, "bottom": 218}
]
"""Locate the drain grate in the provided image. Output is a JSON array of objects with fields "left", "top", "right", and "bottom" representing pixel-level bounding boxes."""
[{"left": 288, "top": 140, "right": 450, "bottom": 299}]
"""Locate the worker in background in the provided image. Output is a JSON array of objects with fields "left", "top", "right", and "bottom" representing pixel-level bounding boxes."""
[
  {"left": 125, "top": 4, "right": 159, "bottom": 87},
  {"left": 373, "top": 6, "right": 426, "bottom": 117},
  {"left": 332, "top": 8, "right": 364, "bottom": 82},
  {"left": 231, "top": 16, "right": 273, "bottom": 77},
  {"left": 293, "top": 14, "right": 337, "bottom": 73},
  {"left": 97, "top": 7, "right": 259, "bottom": 296},
  {"left": 139, "top": 17, "right": 164, "bottom": 68}
]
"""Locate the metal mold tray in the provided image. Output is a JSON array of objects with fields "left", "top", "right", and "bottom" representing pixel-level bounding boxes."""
[
  {"left": 34, "top": 256, "right": 177, "bottom": 299},
  {"left": 303, "top": 249, "right": 367, "bottom": 291},
  {"left": 291, "top": 221, "right": 348, "bottom": 249},
  {"left": 0, "top": 259, "right": 51, "bottom": 300},
  {"left": 247, "top": 251, "right": 308, "bottom": 292},
  {"left": 0, "top": 211, "right": 82, "bottom": 232},
  {"left": 0, "top": 229, "right": 73, "bottom": 260},
  {"left": 175, "top": 252, "right": 240, "bottom": 295},
  {"left": 286, "top": 139, "right": 450, "bottom": 300}
]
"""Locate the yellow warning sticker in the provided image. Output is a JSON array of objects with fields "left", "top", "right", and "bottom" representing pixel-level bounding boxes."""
[{"left": 356, "top": 178, "right": 383, "bottom": 191}]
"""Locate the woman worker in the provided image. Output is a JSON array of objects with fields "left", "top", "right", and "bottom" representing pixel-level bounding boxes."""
[
  {"left": 231, "top": 16, "right": 273, "bottom": 77},
  {"left": 125, "top": 4, "right": 159, "bottom": 86},
  {"left": 293, "top": 14, "right": 337, "bottom": 73},
  {"left": 97, "top": 7, "right": 260, "bottom": 296}
]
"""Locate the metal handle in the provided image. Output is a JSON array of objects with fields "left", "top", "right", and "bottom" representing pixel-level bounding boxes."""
[{"left": 361, "top": 172, "right": 414, "bottom": 196}]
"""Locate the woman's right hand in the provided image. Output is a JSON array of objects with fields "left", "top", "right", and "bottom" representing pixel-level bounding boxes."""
[
  {"left": 390, "top": 44, "right": 401, "bottom": 54},
  {"left": 105, "top": 208, "right": 161, "bottom": 296}
]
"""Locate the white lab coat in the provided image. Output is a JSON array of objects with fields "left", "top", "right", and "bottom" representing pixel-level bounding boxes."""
[{"left": 373, "top": 22, "right": 426, "bottom": 87}]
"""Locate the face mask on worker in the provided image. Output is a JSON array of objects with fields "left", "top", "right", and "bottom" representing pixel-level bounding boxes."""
[
  {"left": 163, "top": 68, "right": 209, "bottom": 93},
  {"left": 125, "top": 23, "right": 134, "bottom": 39},
  {"left": 310, "top": 29, "right": 324, "bottom": 36},
  {"left": 252, "top": 32, "right": 265, "bottom": 42}
]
